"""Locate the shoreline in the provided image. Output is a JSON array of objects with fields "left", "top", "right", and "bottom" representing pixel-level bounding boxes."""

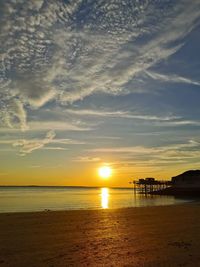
[
  {"left": 0, "top": 198, "right": 196, "bottom": 214},
  {"left": 1, "top": 203, "right": 200, "bottom": 266}
]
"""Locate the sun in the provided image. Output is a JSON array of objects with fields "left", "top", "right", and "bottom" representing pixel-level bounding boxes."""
[{"left": 98, "top": 166, "right": 112, "bottom": 179}]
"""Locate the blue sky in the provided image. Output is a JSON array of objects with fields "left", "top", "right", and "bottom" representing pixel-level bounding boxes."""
[{"left": 0, "top": 0, "right": 200, "bottom": 186}]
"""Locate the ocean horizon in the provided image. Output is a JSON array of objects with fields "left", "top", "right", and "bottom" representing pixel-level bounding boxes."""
[{"left": 0, "top": 186, "right": 192, "bottom": 213}]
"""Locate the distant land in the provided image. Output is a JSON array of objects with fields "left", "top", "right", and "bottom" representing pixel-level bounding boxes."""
[{"left": 0, "top": 185, "right": 132, "bottom": 189}]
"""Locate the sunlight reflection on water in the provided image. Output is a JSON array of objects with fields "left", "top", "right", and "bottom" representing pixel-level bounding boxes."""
[
  {"left": 101, "top": 188, "right": 109, "bottom": 209},
  {"left": 0, "top": 186, "right": 193, "bottom": 213}
]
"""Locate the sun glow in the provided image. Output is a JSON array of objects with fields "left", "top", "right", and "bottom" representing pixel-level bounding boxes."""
[{"left": 98, "top": 166, "right": 112, "bottom": 179}]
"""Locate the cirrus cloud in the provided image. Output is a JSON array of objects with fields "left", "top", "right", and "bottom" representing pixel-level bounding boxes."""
[{"left": 0, "top": 0, "right": 200, "bottom": 131}]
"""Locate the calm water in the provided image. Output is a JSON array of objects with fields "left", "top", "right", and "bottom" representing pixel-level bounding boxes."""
[{"left": 0, "top": 186, "right": 192, "bottom": 213}]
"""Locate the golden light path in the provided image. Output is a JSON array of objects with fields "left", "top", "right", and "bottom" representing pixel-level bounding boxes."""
[{"left": 101, "top": 188, "right": 109, "bottom": 209}]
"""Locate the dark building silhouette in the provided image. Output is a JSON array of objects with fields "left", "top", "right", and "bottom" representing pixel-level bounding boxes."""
[{"left": 172, "top": 170, "right": 200, "bottom": 189}]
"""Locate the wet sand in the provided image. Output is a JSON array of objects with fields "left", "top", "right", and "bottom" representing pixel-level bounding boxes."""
[{"left": 0, "top": 203, "right": 200, "bottom": 267}]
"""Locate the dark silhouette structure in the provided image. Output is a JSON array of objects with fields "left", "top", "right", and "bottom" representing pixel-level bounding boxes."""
[
  {"left": 130, "top": 177, "right": 171, "bottom": 194},
  {"left": 131, "top": 170, "right": 200, "bottom": 196}
]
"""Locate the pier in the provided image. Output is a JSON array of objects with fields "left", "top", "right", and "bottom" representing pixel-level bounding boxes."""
[{"left": 130, "top": 178, "right": 171, "bottom": 194}]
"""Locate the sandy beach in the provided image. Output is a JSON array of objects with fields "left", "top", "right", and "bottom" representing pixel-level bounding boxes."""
[{"left": 0, "top": 203, "right": 200, "bottom": 267}]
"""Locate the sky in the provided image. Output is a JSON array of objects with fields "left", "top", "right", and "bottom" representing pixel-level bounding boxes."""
[{"left": 0, "top": 0, "right": 200, "bottom": 187}]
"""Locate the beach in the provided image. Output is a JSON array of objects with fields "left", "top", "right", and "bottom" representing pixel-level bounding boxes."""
[{"left": 0, "top": 203, "right": 200, "bottom": 267}]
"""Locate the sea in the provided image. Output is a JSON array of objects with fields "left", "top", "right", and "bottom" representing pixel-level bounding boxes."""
[{"left": 0, "top": 186, "right": 194, "bottom": 213}]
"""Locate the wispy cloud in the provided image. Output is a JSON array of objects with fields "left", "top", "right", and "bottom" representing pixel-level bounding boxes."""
[
  {"left": 0, "top": 0, "right": 200, "bottom": 130},
  {"left": 145, "top": 71, "right": 200, "bottom": 86},
  {"left": 89, "top": 140, "right": 199, "bottom": 154},
  {"left": 0, "top": 99, "right": 28, "bottom": 131},
  {"left": 28, "top": 121, "right": 92, "bottom": 131},
  {"left": 66, "top": 109, "right": 179, "bottom": 121},
  {"left": 0, "top": 133, "right": 85, "bottom": 155},
  {"left": 41, "top": 146, "right": 67, "bottom": 151},
  {"left": 29, "top": 165, "right": 41, "bottom": 169},
  {"left": 73, "top": 156, "right": 101, "bottom": 162},
  {"left": 83, "top": 140, "right": 200, "bottom": 175},
  {"left": 155, "top": 120, "right": 200, "bottom": 127},
  {"left": 88, "top": 140, "right": 200, "bottom": 170},
  {"left": 66, "top": 108, "right": 200, "bottom": 127},
  {"left": 12, "top": 130, "right": 56, "bottom": 155}
]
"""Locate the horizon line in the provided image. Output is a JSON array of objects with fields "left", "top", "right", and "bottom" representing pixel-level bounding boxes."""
[{"left": 0, "top": 185, "right": 132, "bottom": 189}]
